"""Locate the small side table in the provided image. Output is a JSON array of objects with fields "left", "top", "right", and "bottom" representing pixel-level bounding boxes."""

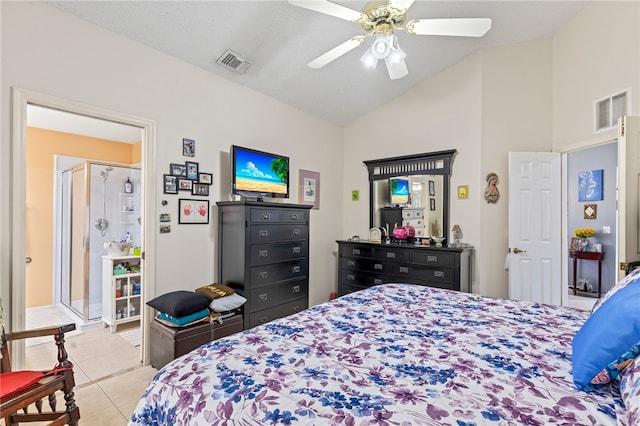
[{"left": 570, "top": 250, "right": 605, "bottom": 297}]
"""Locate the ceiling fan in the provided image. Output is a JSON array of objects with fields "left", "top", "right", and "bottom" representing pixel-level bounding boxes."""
[{"left": 289, "top": 0, "right": 492, "bottom": 80}]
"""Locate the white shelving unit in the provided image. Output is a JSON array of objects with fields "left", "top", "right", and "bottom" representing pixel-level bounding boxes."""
[{"left": 102, "top": 255, "right": 142, "bottom": 333}]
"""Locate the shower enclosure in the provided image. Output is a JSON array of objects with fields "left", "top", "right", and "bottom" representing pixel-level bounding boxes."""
[{"left": 57, "top": 161, "right": 141, "bottom": 322}]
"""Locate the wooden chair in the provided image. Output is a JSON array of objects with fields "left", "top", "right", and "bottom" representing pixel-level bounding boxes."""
[{"left": 0, "top": 323, "right": 80, "bottom": 425}]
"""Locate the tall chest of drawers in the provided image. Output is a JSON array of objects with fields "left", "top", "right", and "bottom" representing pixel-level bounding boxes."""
[
  {"left": 337, "top": 240, "right": 472, "bottom": 296},
  {"left": 217, "top": 201, "right": 312, "bottom": 330}
]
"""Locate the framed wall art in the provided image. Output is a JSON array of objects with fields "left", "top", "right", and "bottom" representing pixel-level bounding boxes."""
[
  {"left": 298, "top": 169, "right": 320, "bottom": 209},
  {"left": 170, "top": 163, "right": 186, "bottom": 177},
  {"left": 578, "top": 169, "right": 603, "bottom": 202},
  {"left": 192, "top": 183, "right": 209, "bottom": 196},
  {"left": 186, "top": 161, "right": 199, "bottom": 180},
  {"left": 178, "top": 178, "right": 193, "bottom": 191},
  {"left": 178, "top": 199, "right": 209, "bottom": 224},
  {"left": 163, "top": 174, "right": 178, "bottom": 194},
  {"left": 198, "top": 173, "right": 212, "bottom": 185},
  {"left": 458, "top": 185, "right": 469, "bottom": 199},
  {"left": 183, "top": 138, "right": 195, "bottom": 157}
]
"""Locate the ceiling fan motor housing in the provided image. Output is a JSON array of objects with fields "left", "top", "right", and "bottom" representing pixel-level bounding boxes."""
[{"left": 359, "top": 5, "right": 407, "bottom": 34}]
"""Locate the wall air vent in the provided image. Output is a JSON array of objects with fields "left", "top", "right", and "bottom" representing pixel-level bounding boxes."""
[
  {"left": 216, "top": 50, "right": 252, "bottom": 73},
  {"left": 594, "top": 89, "right": 631, "bottom": 133}
]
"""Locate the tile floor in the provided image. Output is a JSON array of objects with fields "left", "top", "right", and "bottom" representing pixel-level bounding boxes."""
[{"left": 17, "top": 324, "right": 157, "bottom": 426}]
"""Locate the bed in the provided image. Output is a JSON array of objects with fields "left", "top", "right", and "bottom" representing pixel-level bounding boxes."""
[{"left": 129, "top": 284, "right": 629, "bottom": 425}]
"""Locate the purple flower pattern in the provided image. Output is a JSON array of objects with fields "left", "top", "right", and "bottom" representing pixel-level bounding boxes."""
[{"left": 130, "top": 284, "right": 625, "bottom": 425}]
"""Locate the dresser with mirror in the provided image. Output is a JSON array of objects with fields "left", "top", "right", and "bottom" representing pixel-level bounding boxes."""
[{"left": 337, "top": 150, "right": 473, "bottom": 296}]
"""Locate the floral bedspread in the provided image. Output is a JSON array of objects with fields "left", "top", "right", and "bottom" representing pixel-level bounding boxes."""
[{"left": 130, "top": 284, "right": 624, "bottom": 425}]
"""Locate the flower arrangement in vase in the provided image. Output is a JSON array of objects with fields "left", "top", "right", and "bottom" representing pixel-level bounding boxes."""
[{"left": 574, "top": 227, "right": 595, "bottom": 250}]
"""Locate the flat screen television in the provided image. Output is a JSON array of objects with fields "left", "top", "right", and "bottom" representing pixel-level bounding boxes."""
[
  {"left": 231, "top": 145, "right": 290, "bottom": 200},
  {"left": 389, "top": 177, "right": 410, "bottom": 205}
]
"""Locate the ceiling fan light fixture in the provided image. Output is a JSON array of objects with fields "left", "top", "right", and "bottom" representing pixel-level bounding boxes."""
[
  {"left": 360, "top": 49, "right": 378, "bottom": 68},
  {"left": 370, "top": 35, "right": 391, "bottom": 59}
]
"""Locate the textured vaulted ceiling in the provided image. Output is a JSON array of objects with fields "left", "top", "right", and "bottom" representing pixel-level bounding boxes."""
[{"left": 46, "top": 1, "right": 588, "bottom": 126}]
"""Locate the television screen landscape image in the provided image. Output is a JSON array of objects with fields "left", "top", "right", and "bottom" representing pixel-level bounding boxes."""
[{"left": 232, "top": 146, "right": 289, "bottom": 198}]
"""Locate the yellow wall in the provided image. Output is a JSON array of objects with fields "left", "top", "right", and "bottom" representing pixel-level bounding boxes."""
[{"left": 26, "top": 127, "right": 137, "bottom": 308}]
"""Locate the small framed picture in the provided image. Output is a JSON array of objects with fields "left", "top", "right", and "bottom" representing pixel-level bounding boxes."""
[
  {"left": 179, "top": 198, "right": 209, "bottom": 224},
  {"left": 170, "top": 163, "right": 186, "bottom": 177},
  {"left": 570, "top": 237, "right": 581, "bottom": 251},
  {"left": 183, "top": 138, "right": 195, "bottom": 157},
  {"left": 186, "top": 161, "right": 199, "bottom": 180},
  {"left": 160, "top": 224, "right": 171, "bottom": 234},
  {"left": 429, "top": 180, "right": 435, "bottom": 196},
  {"left": 298, "top": 169, "right": 320, "bottom": 209},
  {"left": 584, "top": 203, "right": 597, "bottom": 219},
  {"left": 159, "top": 213, "right": 171, "bottom": 223},
  {"left": 430, "top": 198, "right": 436, "bottom": 211},
  {"left": 163, "top": 174, "right": 178, "bottom": 194},
  {"left": 458, "top": 185, "right": 469, "bottom": 199},
  {"left": 178, "top": 178, "right": 193, "bottom": 191},
  {"left": 198, "top": 173, "right": 212, "bottom": 185},
  {"left": 192, "top": 183, "right": 209, "bottom": 196}
]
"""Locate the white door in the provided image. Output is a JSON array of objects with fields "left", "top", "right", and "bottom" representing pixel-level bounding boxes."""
[
  {"left": 617, "top": 116, "right": 640, "bottom": 280},
  {"left": 508, "top": 152, "right": 561, "bottom": 304}
]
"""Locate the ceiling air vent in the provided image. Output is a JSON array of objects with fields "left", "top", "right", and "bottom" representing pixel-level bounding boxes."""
[{"left": 216, "top": 50, "right": 252, "bottom": 73}]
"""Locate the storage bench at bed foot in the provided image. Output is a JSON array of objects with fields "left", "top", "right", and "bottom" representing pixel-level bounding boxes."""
[
  {"left": 149, "top": 314, "right": 243, "bottom": 369},
  {"left": 248, "top": 297, "right": 307, "bottom": 328}
]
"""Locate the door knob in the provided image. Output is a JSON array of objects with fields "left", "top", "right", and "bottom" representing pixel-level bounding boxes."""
[{"left": 512, "top": 248, "right": 526, "bottom": 254}]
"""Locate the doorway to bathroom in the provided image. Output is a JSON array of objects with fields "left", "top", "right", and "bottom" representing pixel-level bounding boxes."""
[{"left": 56, "top": 160, "right": 142, "bottom": 323}]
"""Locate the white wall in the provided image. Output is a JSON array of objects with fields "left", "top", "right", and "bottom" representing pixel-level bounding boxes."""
[
  {"left": 478, "top": 39, "right": 553, "bottom": 297},
  {"left": 553, "top": 1, "right": 640, "bottom": 149},
  {"left": 0, "top": 2, "right": 344, "bottom": 322}
]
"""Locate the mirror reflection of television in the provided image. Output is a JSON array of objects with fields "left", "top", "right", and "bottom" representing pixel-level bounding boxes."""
[
  {"left": 231, "top": 145, "right": 290, "bottom": 200},
  {"left": 389, "top": 177, "right": 410, "bottom": 206}
]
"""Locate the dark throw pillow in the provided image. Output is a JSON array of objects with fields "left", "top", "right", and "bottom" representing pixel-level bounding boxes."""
[{"left": 146, "top": 291, "right": 210, "bottom": 317}]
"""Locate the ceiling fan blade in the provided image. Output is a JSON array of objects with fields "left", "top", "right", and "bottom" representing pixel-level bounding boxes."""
[
  {"left": 384, "top": 55, "right": 408, "bottom": 80},
  {"left": 406, "top": 18, "right": 492, "bottom": 37},
  {"left": 389, "top": 0, "right": 415, "bottom": 12},
  {"left": 307, "top": 36, "right": 366, "bottom": 69},
  {"left": 288, "top": 0, "right": 363, "bottom": 22}
]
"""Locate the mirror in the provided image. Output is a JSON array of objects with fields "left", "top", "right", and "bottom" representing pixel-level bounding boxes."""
[{"left": 364, "top": 150, "right": 456, "bottom": 241}]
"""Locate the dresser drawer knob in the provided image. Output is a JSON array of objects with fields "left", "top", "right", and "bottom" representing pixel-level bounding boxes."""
[
  {"left": 353, "top": 249, "right": 361, "bottom": 255},
  {"left": 259, "top": 230, "right": 269, "bottom": 237},
  {"left": 259, "top": 272, "right": 268, "bottom": 280},
  {"left": 374, "top": 263, "right": 383, "bottom": 270},
  {"left": 399, "top": 266, "right": 409, "bottom": 273},
  {"left": 292, "top": 285, "right": 301, "bottom": 293},
  {"left": 292, "top": 265, "right": 301, "bottom": 273},
  {"left": 291, "top": 213, "right": 299, "bottom": 220},
  {"left": 347, "top": 274, "right": 355, "bottom": 281},
  {"left": 259, "top": 316, "right": 268, "bottom": 324},
  {"left": 259, "top": 250, "right": 268, "bottom": 258},
  {"left": 293, "top": 229, "right": 301, "bottom": 236},
  {"left": 258, "top": 293, "right": 268, "bottom": 302},
  {"left": 427, "top": 255, "right": 437, "bottom": 262},
  {"left": 292, "top": 246, "right": 301, "bottom": 254},
  {"left": 347, "top": 260, "right": 355, "bottom": 266},
  {"left": 292, "top": 305, "right": 301, "bottom": 313},
  {"left": 262, "top": 213, "right": 271, "bottom": 220},
  {"left": 434, "top": 271, "right": 445, "bottom": 278},
  {"left": 374, "top": 279, "right": 382, "bottom": 284},
  {"left": 386, "top": 252, "right": 396, "bottom": 259}
]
